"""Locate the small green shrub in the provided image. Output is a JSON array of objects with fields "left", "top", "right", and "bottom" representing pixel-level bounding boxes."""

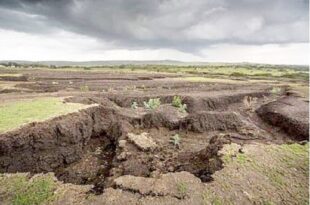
[
  {"left": 131, "top": 101, "right": 138, "bottom": 109},
  {"left": 176, "top": 182, "right": 188, "bottom": 198},
  {"left": 143, "top": 98, "right": 161, "bottom": 110},
  {"left": 170, "top": 134, "right": 181, "bottom": 148},
  {"left": 80, "top": 85, "right": 89, "bottom": 92},
  {"left": 172, "top": 96, "right": 182, "bottom": 107},
  {"left": 178, "top": 104, "right": 187, "bottom": 113},
  {"left": 172, "top": 96, "right": 187, "bottom": 113},
  {"left": 83, "top": 67, "right": 91, "bottom": 70}
]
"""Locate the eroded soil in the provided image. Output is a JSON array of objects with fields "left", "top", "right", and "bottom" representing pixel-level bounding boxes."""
[{"left": 0, "top": 69, "right": 308, "bottom": 204}]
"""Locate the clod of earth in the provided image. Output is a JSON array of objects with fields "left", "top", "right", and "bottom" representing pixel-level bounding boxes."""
[{"left": 127, "top": 132, "right": 157, "bottom": 151}]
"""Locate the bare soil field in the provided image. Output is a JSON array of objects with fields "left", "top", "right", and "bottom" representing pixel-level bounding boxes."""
[{"left": 0, "top": 67, "right": 308, "bottom": 205}]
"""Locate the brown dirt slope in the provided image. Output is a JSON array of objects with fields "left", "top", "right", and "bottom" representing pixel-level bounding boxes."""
[{"left": 256, "top": 96, "right": 309, "bottom": 140}]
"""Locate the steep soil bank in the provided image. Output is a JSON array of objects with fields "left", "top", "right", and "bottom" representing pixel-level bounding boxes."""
[
  {"left": 256, "top": 96, "right": 309, "bottom": 140},
  {"left": 0, "top": 105, "right": 130, "bottom": 173},
  {"left": 0, "top": 75, "right": 27, "bottom": 81},
  {"left": 180, "top": 111, "right": 244, "bottom": 132},
  {"left": 106, "top": 89, "right": 270, "bottom": 113}
]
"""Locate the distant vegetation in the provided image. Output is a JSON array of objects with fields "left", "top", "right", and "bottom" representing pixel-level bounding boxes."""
[{"left": 0, "top": 61, "right": 308, "bottom": 81}]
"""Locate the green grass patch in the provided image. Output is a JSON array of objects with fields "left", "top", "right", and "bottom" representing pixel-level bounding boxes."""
[
  {"left": 0, "top": 97, "right": 91, "bottom": 132},
  {"left": 235, "top": 153, "right": 250, "bottom": 164},
  {"left": 278, "top": 143, "right": 309, "bottom": 156},
  {"left": 176, "top": 182, "right": 188, "bottom": 198},
  {"left": 0, "top": 174, "right": 56, "bottom": 205},
  {"left": 205, "top": 143, "right": 308, "bottom": 204}
]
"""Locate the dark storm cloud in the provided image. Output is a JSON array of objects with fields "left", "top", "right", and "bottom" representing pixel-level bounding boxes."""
[{"left": 0, "top": 0, "right": 308, "bottom": 51}]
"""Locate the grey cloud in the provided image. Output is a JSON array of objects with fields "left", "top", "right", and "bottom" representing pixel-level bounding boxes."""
[{"left": 0, "top": 0, "right": 308, "bottom": 52}]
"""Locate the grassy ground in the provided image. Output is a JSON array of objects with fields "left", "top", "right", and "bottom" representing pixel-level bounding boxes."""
[
  {"left": 51, "top": 66, "right": 309, "bottom": 80},
  {"left": 203, "top": 143, "right": 309, "bottom": 205},
  {"left": 0, "top": 173, "right": 56, "bottom": 205},
  {"left": 180, "top": 76, "right": 309, "bottom": 98},
  {"left": 1, "top": 64, "right": 308, "bottom": 80},
  {"left": 0, "top": 97, "right": 91, "bottom": 133},
  {"left": 0, "top": 173, "right": 91, "bottom": 205}
]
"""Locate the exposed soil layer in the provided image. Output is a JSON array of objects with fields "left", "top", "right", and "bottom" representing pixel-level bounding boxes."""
[
  {"left": 0, "top": 70, "right": 308, "bottom": 202},
  {"left": 1, "top": 93, "right": 307, "bottom": 193},
  {"left": 257, "top": 96, "right": 309, "bottom": 140},
  {"left": 0, "top": 105, "right": 130, "bottom": 173},
  {"left": 0, "top": 100, "right": 236, "bottom": 192},
  {"left": 0, "top": 75, "right": 28, "bottom": 81}
]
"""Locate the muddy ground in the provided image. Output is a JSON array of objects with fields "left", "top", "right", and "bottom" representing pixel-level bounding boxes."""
[{"left": 0, "top": 68, "right": 308, "bottom": 204}]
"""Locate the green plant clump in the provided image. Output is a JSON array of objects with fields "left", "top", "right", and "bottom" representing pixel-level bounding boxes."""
[
  {"left": 172, "top": 96, "right": 187, "bottom": 113},
  {"left": 178, "top": 103, "right": 187, "bottom": 113},
  {"left": 170, "top": 134, "right": 181, "bottom": 148},
  {"left": 172, "top": 96, "right": 182, "bottom": 107},
  {"left": 176, "top": 182, "right": 188, "bottom": 198},
  {"left": 143, "top": 98, "right": 161, "bottom": 110}
]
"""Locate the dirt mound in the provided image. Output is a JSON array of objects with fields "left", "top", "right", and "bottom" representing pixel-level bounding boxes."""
[
  {"left": 107, "top": 89, "right": 269, "bottom": 113},
  {"left": 183, "top": 90, "right": 269, "bottom": 113},
  {"left": 64, "top": 96, "right": 119, "bottom": 108},
  {"left": 256, "top": 96, "right": 309, "bottom": 140},
  {"left": 142, "top": 105, "right": 187, "bottom": 129},
  {"left": 181, "top": 111, "right": 244, "bottom": 132},
  {"left": 108, "top": 95, "right": 174, "bottom": 108}
]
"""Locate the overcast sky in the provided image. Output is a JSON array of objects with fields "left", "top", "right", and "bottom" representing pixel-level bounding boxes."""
[{"left": 0, "top": 0, "right": 308, "bottom": 64}]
